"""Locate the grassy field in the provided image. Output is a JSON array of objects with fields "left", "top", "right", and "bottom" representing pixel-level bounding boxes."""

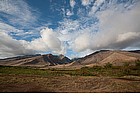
[{"left": 0, "top": 61, "right": 140, "bottom": 92}]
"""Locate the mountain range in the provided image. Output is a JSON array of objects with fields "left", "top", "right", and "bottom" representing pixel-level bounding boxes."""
[
  {"left": 0, "top": 50, "right": 140, "bottom": 68},
  {"left": 0, "top": 54, "right": 72, "bottom": 67}
]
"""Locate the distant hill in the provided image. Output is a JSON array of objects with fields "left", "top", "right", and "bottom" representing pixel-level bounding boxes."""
[
  {"left": 129, "top": 50, "right": 140, "bottom": 54},
  {"left": 0, "top": 54, "right": 72, "bottom": 67},
  {"left": 69, "top": 50, "right": 140, "bottom": 67}
]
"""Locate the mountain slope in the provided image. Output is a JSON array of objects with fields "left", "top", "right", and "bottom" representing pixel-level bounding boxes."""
[
  {"left": 0, "top": 54, "right": 72, "bottom": 67},
  {"left": 69, "top": 50, "right": 140, "bottom": 67},
  {"left": 0, "top": 50, "right": 140, "bottom": 67}
]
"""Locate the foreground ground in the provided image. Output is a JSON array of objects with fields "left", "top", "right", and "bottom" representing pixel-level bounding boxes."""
[
  {"left": 0, "top": 64, "right": 140, "bottom": 93},
  {"left": 0, "top": 74, "right": 140, "bottom": 92}
]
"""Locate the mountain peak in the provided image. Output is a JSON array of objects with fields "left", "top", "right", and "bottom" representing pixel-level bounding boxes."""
[
  {"left": 0, "top": 53, "right": 72, "bottom": 67},
  {"left": 70, "top": 50, "right": 140, "bottom": 67}
]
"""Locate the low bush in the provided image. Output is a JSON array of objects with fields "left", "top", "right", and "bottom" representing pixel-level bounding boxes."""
[
  {"left": 104, "top": 63, "right": 113, "bottom": 69},
  {"left": 135, "top": 59, "right": 140, "bottom": 69}
]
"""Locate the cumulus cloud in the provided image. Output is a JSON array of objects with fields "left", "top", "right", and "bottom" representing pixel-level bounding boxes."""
[
  {"left": 1, "top": 0, "right": 140, "bottom": 59},
  {"left": 0, "top": 28, "right": 64, "bottom": 58},
  {"left": 75, "top": 33, "right": 92, "bottom": 52},
  {"left": 60, "top": 0, "right": 140, "bottom": 56},
  {"left": 117, "top": 32, "right": 140, "bottom": 43},
  {"left": 0, "top": 0, "right": 63, "bottom": 58},
  {"left": 40, "top": 28, "right": 62, "bottom": 52},
  {"left": 89, "top": 2, "right": 140, "bottom": 51},
  {"left": 0, "top": 32, "right": 34, "bottom": 58}
]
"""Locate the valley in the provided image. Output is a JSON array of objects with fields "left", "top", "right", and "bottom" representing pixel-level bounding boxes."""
[{"left": 0, "top": 50, "right": 140, "bottom": 93}]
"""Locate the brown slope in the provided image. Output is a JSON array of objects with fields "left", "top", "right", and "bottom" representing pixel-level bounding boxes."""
[
  {"left": 0, "top": 55, "right": 49, "bottom": 66},
  {"left": 69, "top": 50, "right": 140, "bottom": 67},
  {"left": 0, "top": 54, "right": 72, "bottom": 67},
  {"left": 99, "top": 52, "right": 138, "bottom": 66},
  {"left": 69, "top": 50, "right": 112, "bottom": 67}
]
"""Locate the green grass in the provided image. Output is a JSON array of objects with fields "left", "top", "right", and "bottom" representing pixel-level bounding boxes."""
[
  {"left": 0, "top": 62, "right": 140, "bottom": 77},
  {"left": 0, "top": 66, "right": 61, "bottom": 76}
]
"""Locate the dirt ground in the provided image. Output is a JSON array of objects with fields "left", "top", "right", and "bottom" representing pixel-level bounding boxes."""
[{"left": 0, "top": 74, "right": 140, "bottom": 93}]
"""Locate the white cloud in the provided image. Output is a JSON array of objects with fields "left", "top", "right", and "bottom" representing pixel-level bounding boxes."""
[
  {"left": 0, "top": 0, "right": 42, "bottom": 41},
  {"left": 0, "top": 21, "right": 35, "bottom": 38},
  {"left": 29, "top": 28, "right": 64, "bottom": 54},
  {"left": 0, "top": 0, "right": 65, "bottom": 58},
  {"left": 62, "top": 0, "right": 76, "bottom": 17},
  {"left": 117, "top": 32, "right": 140, "bottom": 43},
  {"left": 81, "top": 0, "right": 91, "bottom": 6},
  {"left": 89, "top": 2, "right": 140, "bottom": 50},
  {"left": 0, "top": 28, "right": 64, "bottom": 58},
  {"left": 94, "top": 0, "right": 105, "bottom": 7},
  {"left": 0, "top": 21, "right": 46, "bottom": 41},
  {"left": 89, "top": 0, "right": 105, "bottom": 15},
  {"left": 40, "top": 28, "right": 62, "bottom": 52},
  {"left": 0, "top": 0, "right": 140, "bottom": 59},
  {"left": 0, "top": 0, "right": 38, "bottom": 27},
  {"left": 0, "top": 31, "right": 34, "bottom": 58},
  {"left": 0, "top": 22, "right": 20, "bottom": 33},
  {"left": 70, "top": 0, "right": 76, "bottom": 8},
  {"left": 66, "top": 10, "right": 73, "bottom": 16},
  {"left": 57, "top": 0, "right": 140, "bottom": 57},
  {"left": 75, "top": 33, "right": 92, "bottom": 52}
]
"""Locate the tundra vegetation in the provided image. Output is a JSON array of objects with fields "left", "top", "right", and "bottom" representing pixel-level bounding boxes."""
[{"left": 0, "top": 60, "right": 140, "bottom": 92}]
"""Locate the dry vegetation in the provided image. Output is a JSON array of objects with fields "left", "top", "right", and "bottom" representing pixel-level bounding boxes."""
[{"left": 0, "top": 60, "right": 140, "bottom": 93}]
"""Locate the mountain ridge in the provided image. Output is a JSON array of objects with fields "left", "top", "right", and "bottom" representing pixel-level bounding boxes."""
[
  {"left": 0, "top": 50, "right": 140, "bottom": 67},
  {"left": 69, "top": 50, "right": 140, "bottom": 67},
  {"left": 0, "top": 53, "right": 72, "bottom": 67}
]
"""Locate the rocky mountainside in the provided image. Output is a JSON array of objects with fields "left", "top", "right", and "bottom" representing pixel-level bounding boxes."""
[
  {"left": 0, "top": 54, "right": 72, "bottom": 67},
  {"left": 69, "top": 50, "right": 140, "bottom": 67}
]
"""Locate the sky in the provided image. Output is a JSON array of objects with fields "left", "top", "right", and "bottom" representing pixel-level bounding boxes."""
[{"left": 0, "top": 0, "right": 140, "bottom": 58}]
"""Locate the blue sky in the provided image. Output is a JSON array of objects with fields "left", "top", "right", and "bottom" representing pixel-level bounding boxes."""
[{"left": 0, "top": 0, "right": 140, "bottom": 58}]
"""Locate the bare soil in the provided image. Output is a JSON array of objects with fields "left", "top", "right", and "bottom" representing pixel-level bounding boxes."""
[{"left": 0, "top": 74, "right": 140, "bottom": 93}]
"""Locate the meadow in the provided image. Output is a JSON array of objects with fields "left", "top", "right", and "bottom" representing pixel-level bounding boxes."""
[{"left": 0, "top": 60, "right": 140, "bottom": 92}]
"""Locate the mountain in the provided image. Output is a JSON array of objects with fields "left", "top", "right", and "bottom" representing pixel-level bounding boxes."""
[
  {"left": 0, "top": 54, "right": 72, "bottom": 67},
  {"left": 0, "top": 50, "right": 140, "bottom": 68},
  {"left": 69, "top": 50, "right": 140, "bottom": 67}
]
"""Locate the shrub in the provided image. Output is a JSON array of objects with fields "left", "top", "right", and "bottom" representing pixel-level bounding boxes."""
[
  {"left": 123, "top": 62, "right": 130, "bottom": 68},
  {"left": 122, "top": 68, "right": 131, "bottom": 75},
  {"left": 92, "top": 65, "right": 102, "bottom": 71},
  {"left": 104, "top": 62, "right": 113, "bottom": 69},
  {"left": 80, "top": 67, "right": 94, "bottom": 76},
  {"left": 81, "top": 66, "right": 89, "bottom": 70},
  {"left": 135, "top": 59, "right": 140, "bottom": 69}
]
